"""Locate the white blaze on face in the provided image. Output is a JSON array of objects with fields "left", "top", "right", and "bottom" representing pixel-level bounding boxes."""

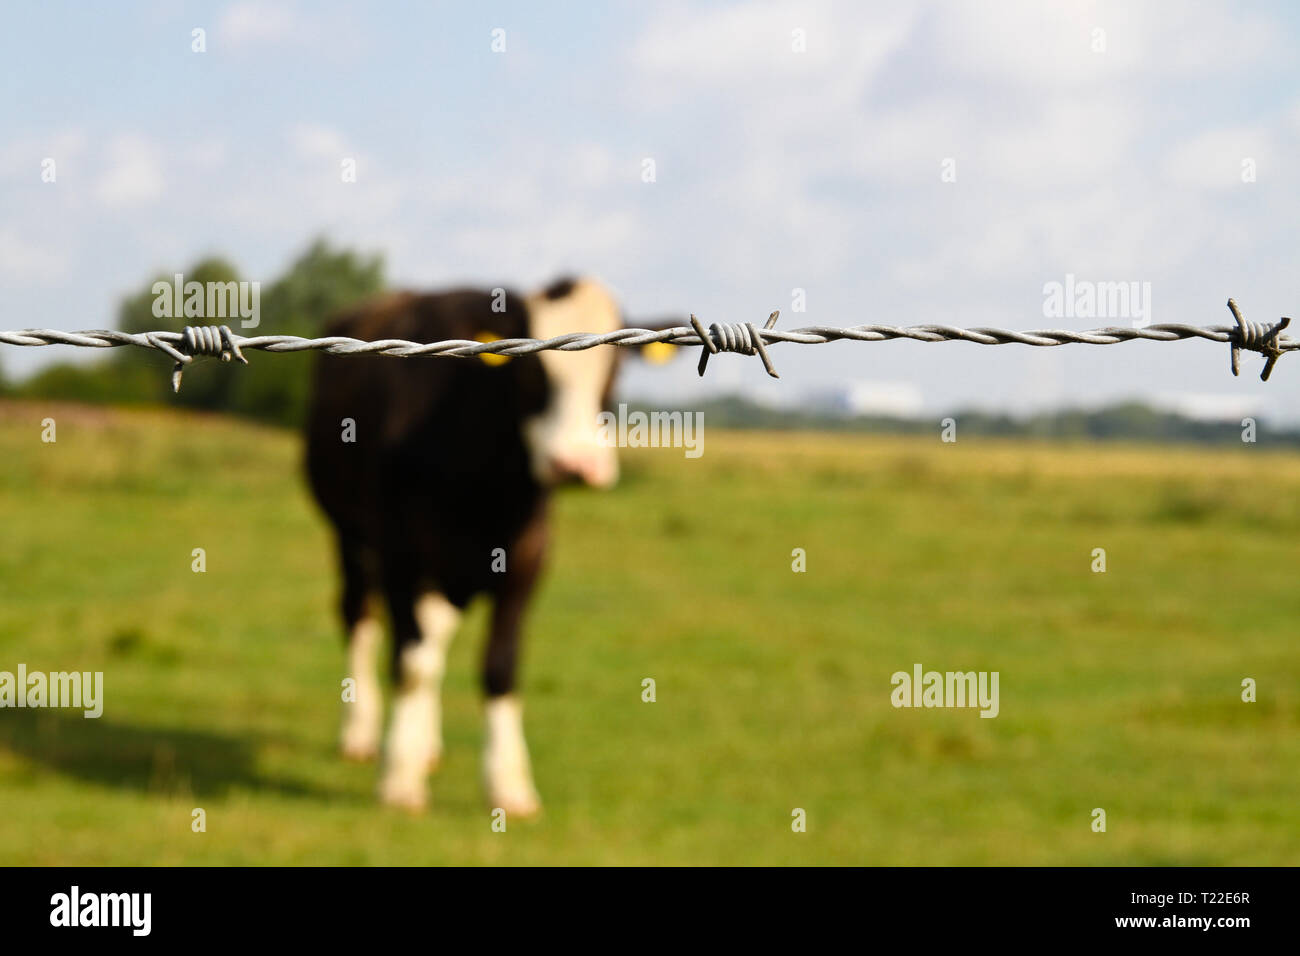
[{"left": 523, "top": 279, "right": 621, "bottom": 488}]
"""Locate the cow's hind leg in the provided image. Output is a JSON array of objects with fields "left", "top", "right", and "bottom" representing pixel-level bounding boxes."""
[
  {"left": 338, "top": 538, "right": 382, "bottom": 762},
  {"left": 379, "top": 577, "right": 461, "bottom": 811}
]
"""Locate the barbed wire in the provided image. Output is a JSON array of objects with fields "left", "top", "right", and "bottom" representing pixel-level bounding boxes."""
[{"left": 1, "top": 298, "right": 1293, "bottom": 391}]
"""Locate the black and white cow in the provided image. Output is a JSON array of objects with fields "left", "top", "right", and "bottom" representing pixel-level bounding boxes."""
[{"left": 305, "top": 277, "right": 674, "bottom": 815}]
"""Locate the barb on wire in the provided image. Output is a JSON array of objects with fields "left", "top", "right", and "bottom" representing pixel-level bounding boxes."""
[
  {"left": 1225, "top": 298, "right": 1290, "bottom": 382},
  {"left": 1, "top": 298, "right": 1296, "bottom": 390},
  {"left": 145, "top": 325, "right": 248, "bottom": 392},
  {"left": 691, "top": 310, "right": 782, "bottom": 378}
]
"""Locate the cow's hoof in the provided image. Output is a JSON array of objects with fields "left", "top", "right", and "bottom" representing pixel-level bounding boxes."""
[
  {"left": 341, "top": 721, "right": 381, "bottom": 762},
  {"left": 379, "top": 776, "right": 428, "bottom": 813},
  {"left": 341, "top": 740, "right": 379, "bottom": 763},
  {"left": 489, "top": 788, "right": 542, "bottom": 820}
]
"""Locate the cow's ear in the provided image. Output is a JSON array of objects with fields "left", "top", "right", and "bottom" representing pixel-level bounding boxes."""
[
  {"left": 541, "top": 277, "right": 579, "bottom": 301},
  {"left": 624, "top": 317, "right": 689, "bottom": 364}
]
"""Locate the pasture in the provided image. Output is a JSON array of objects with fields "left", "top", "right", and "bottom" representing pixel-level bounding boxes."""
[{"left": 0, "top": 400, "right": 1296, "bottom": 865}]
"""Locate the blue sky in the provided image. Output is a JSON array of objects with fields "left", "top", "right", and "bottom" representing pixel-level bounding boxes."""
[{"left": 4, "top": 1, "right": 1300, "bottom": 420}]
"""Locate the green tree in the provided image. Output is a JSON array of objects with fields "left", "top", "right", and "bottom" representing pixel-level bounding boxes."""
[
  {"left": 223, "top": 239, "right": 385, "bottom": 426},
  {"left": 10, "top": 238, "right": 385, "bottom": 427},
  {"left": 116, "top": 256, "right": 245, "bottom": 412}
]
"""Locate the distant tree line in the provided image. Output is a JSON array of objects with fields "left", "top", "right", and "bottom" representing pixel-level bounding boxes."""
[
  {"left": 625, "top": 397, "right": 1300, "bottom": 447},
  {"left": 0, "top": 239, "right": 384, "bottom": 428}
]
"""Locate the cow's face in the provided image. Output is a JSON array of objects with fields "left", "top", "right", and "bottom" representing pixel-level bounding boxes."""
[{"left": 522, "top": 278, "right": 623, "bottom": 489}]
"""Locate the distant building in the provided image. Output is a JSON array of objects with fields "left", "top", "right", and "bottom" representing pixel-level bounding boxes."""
[
  {"left": 1152, "top": 392, "right": 1266, "bottom": 423},
  {"left": 800, "top": 381, "right": 925, "bottom": 418}
]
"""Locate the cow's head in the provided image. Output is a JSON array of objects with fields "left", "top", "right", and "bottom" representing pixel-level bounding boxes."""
[{"left": 521, "top": 277, "right": 681, "bottom": 489}]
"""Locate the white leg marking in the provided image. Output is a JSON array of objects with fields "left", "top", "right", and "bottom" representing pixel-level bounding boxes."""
[
  {"left": 340, "top": 616, "right": 382, "bottom": 761},
  {"left": 483, "top": 694, "right": 541, "bottom": 818},
  {"left": 414, "top": 592, "right": 458, "bottom": 773},
  {"left": 379, "top": 593, "right": 459, "bottom": 811}
]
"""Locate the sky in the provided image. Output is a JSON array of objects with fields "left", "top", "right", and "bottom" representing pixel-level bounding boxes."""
[{"left": 3, "top": 0, "right": 1300, "bottom": 420}]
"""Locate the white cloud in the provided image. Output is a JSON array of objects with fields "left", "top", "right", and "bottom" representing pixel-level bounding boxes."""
[
  {"left": 0, "top": 228, "right": 69, "bottom": 282},
  {"left": 0, "top": 130, "right": 88, "bottom": 179},
  {"left": 929, "top": 0, "right": 1282, "bottom": 84},
  {"left": 631, "top": 0, "right": 916, "bottom": 97},
  {"left": 214, "top": 1, "right": 369, "bottom": 58},
  {"left": 216, "top": 2, "right": 302, "bottom": 48},
  {"left": 289, "top": 123, "right": 348, "bottom": 160},
  {"left": 94, "top": 135, "right": 165, "bottom": 207},
  {"left": 1164, "top": 127, "right": 1274, "bottom": 189}
]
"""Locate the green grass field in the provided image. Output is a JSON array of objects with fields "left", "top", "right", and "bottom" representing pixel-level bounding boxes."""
[{"left": 0, "top": 399, "right": 1296, "bottom": 865}]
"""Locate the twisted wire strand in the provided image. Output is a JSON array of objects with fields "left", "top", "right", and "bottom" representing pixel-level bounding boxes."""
[
  {"left": 2, "top": 298, "right": 1295, "bottom": 388},
  {"left": 5, "top": 322, "right": 1294, "bottom": 355}
]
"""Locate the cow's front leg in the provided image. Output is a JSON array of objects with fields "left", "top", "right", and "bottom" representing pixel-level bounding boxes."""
[
  {"left": 380, "top": 589, "right": 460, "bottom": 811},
  {"left": 484, "top": 694, "right": 540, "bottom": 818},
  {"left": 482, "top": 512, "right": 546, "bottom": 819},
  {"left": 341, "top": 616, "right": 383, "bottom": 761},
  {"left": 337, "top": 541, "right": 381, "bottom": 762}
]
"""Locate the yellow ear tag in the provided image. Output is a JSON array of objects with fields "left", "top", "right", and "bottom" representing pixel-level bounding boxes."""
[
  {"left": 475, "top": 332, "right": 511, "bottom": 366},
  {"left": 641, "top": 341, "right": 678, "bottom": 364}
]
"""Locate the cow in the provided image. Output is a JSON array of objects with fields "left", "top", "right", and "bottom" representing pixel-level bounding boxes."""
[{"left": 304, "top": 277, "right": 676, "bottom": 815}]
